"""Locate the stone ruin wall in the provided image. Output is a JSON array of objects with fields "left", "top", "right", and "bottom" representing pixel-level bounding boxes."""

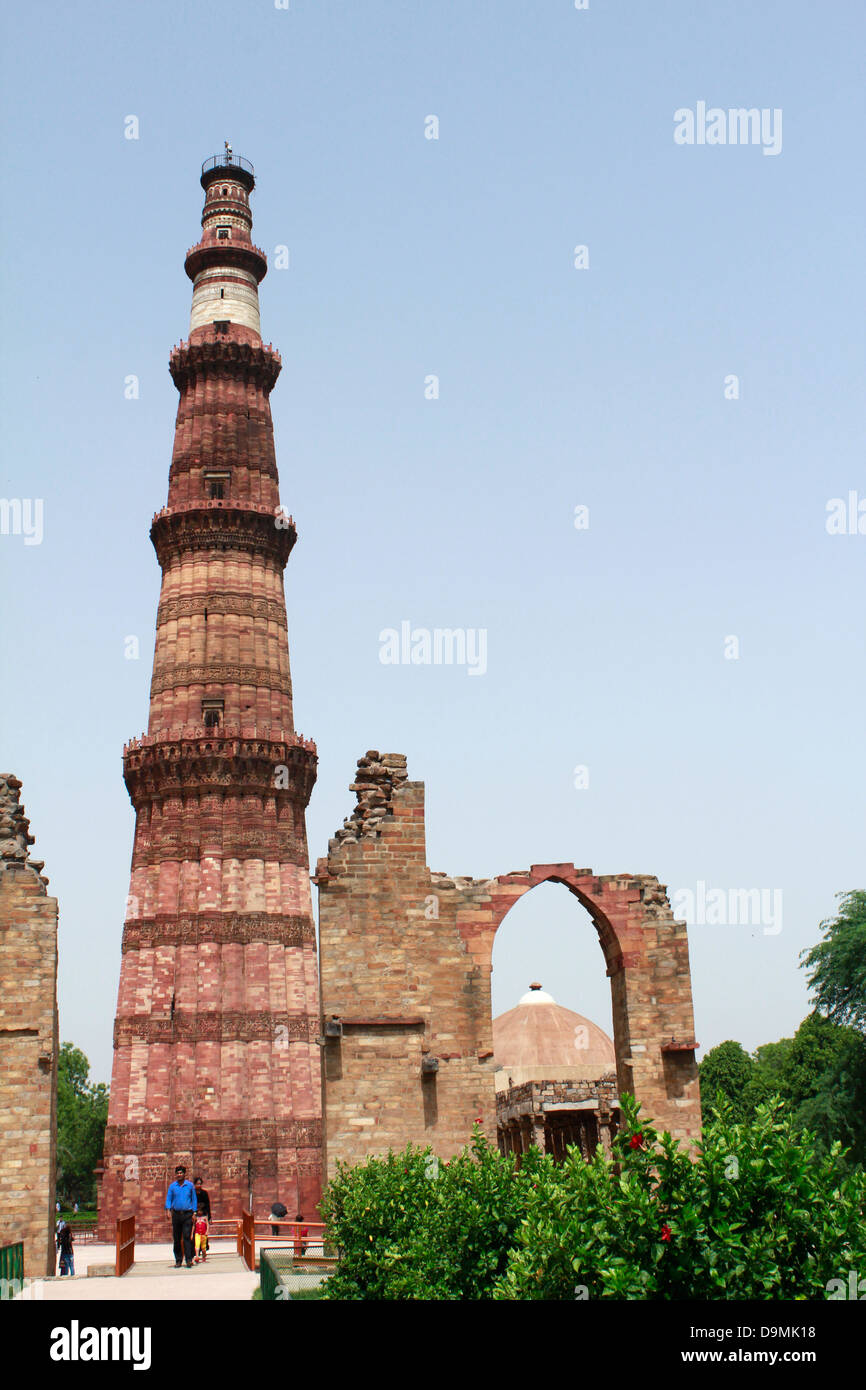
[
  {"left": 316, "top": 753, "right": 701, "bottom": 1179},
  {"left": 496, "top": 1075, "right": 621, "bottom": 1121},
  {"left": 0, "top": 774, "right": 58, "bottom": 1279}
]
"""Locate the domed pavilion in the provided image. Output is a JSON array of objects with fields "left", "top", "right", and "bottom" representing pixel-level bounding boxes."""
[{"left": 493, "top": 983, "right": 620, "bottom": 1161}]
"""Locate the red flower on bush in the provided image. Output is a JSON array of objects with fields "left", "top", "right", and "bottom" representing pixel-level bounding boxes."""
[
  {"left": 660, "top": 1223, "right": 672, "bottom": 1242},
  {"left": 629, "top": 1132, "right": 643, "bottom": 1149}
]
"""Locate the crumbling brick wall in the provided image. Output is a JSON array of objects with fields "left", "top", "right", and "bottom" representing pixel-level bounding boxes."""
[
  {"left": 316, "top": 754, "right": 701, "bottom": 1179},
  {"left": 0, "top": 775, "right": 58, "bottom": 1278}
]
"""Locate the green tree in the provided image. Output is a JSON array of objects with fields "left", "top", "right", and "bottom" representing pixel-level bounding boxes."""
[
  {"left": 802, "top": 891, "right": 866, "bottom": 1032},
  {"left": 783, "top": 1013, "right": 866, "bottom": 1168},
  {"left": 56, "top": 1043, "right": 109, "bottom": 1206},
  {"left": 701, "top": 1020, "right": 866, "bottom": 1167},
  {"left": 742, "top": 1038, "right": 794, "bottom": 1113},
  {"left": 798, "top": 892, "right": 866, "bottom": 1168},
  {"left": 699, "top": 1040, "right": 754, "bottom": 1121},
  {"left": 751, "top": 1038, "right": 794, "bottom": 1087}
]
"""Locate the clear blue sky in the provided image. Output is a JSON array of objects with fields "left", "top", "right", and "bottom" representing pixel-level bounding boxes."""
[{"left": 1, "top": 1, "right": 863, "bottom": 1083}]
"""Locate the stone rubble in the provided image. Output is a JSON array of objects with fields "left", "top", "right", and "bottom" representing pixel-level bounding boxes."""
[{"left": 332, "top": 752, "right": 408, "bottom": 845}]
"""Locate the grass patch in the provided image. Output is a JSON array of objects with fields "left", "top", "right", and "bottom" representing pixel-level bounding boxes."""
[
  {"left": 252, "top": 1283, "right": 328, "bottom": 1301},
  {"left": 58, "top": 1210, "right": 96, "bottom": 1226}
]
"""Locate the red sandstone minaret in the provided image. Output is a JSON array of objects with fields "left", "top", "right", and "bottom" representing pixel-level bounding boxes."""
[{"left": 99, "top": 150, "right": 321, "bottom": 1240}]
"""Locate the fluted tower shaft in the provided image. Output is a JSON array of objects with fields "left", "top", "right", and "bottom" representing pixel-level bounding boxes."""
[{"left": 99, "top": 153, "right": 321, "bottom": 1239}]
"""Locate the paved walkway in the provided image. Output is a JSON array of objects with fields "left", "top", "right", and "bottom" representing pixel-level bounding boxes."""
[{"left": 26, "top": 1240, "right": 259, "bottom": 1301}]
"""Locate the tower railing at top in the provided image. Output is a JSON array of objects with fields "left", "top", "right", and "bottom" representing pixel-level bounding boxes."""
[
  {"left": 123, "top": 726, "right": 316, "bottom": 753},
  {"left": 202, "top": 154, "right": 254, "bottom": 178}
]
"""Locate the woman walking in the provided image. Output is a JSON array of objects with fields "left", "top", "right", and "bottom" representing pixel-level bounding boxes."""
[{"left": 57, "top": 1222, "right": 75, "bottom": 1276}]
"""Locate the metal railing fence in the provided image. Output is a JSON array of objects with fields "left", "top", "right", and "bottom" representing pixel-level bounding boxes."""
[
  {"left": 258, "top": 1246, "right": 335, "bottom": 1301},
  {"left": 0, "top": 1243, "right": 24, "bottom": 1299}
]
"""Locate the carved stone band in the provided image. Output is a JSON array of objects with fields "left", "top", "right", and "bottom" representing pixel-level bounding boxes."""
[
  {"left": 121, "top": 912, "right": 315, "bottom": 952},
  {"left": 150, "top": 663, "right": 292, "bottom": 697},
  {"left": 103, "top": 1115, "right": 323, "bottom": 1156},
  {"left": 166, "top": 453, "right": 279, "bottom": 484},
  {"left": 131, "top": 835, "right": 310, "bottom": 869},
  {"left": 156, "top": 594, "right": 288, "bottom": 626},
  {"left": 113, "top": 1010, "right": 319, "bottom": 1047}
]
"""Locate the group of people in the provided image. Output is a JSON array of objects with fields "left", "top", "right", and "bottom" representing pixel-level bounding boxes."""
[
  {"left": 164, "top": 1166, "right": 212, "bottom": 1268},
  {"left": 55, "top": 1167, "right": 311, "bottom": 1276},
  {"left": 165, "top": 1165, "right": 313, "bottom": 1268}
]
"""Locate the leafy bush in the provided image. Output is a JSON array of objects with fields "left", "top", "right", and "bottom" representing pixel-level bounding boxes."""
[
  {"left": 320, "top": 1098, "right": 866, "bottom": 1300},
  {"left": 495, "top": 1096, "right": 866, "bottom": 1300},
  {"left": 320, "top": 1129, "right": 539, "bottom": 1300}
]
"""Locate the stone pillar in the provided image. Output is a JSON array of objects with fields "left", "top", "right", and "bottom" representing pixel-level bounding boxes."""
[
  {"left": 598, "top": 1112, "right": 614, "bottom": 1158},
  {"left": 530, "top": 1115, "right": 547, "bottom": 1154}
]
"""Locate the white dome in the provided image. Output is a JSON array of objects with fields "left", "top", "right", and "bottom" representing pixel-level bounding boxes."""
[{"left": 518, "top": 985, "right": 556, "bottom": 1005}]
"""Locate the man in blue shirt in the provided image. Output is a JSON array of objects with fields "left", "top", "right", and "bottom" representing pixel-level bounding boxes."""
[{"left": 165, "top": 1164, "right": 198, "bottom": 1267}]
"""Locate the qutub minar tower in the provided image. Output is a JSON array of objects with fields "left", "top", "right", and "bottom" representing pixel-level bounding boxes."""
[{"left": 99, "top": 150, "right": 322, "bottom": 1240}]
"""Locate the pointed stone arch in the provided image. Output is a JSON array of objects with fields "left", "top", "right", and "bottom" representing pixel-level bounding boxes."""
[
  {"left": 477, "top": 864, "right": 700, "bottom": 1127},
  {"left": 316, "top": 758, "right": 701, "bottom": 1182}
]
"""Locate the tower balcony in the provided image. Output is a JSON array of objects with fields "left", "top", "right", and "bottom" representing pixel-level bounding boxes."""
[
  {"left": 169, "top": 336, "right": 281, "bottom": 392},
  {"left": 122, "top": 727, "right": 318, "bottom": 806},
  {"left": 124, "top": 726, "right": 316, "bottom": 754},
  {"left": 184, "top": 238, "right": 268, "bottom": 284},
  {"left": 149, "top": 501, "right": 296, "bottom": 567},
  {"left": 150, "top": 502, "right": 292, "bottom": 525}
]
